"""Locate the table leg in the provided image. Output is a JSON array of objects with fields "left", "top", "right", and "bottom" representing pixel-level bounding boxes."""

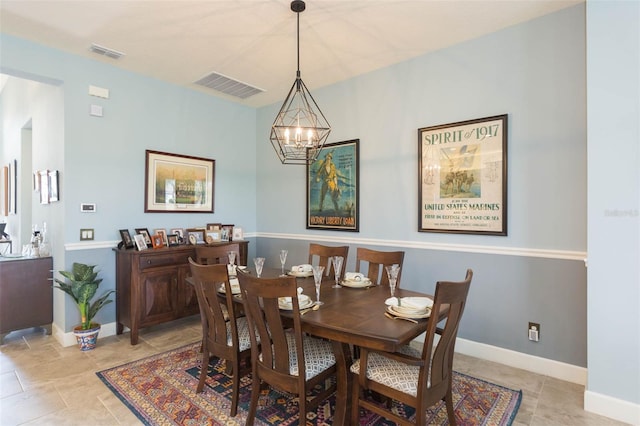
[{"left": 331, "top": 341, "right": 353, "bottom": 426}]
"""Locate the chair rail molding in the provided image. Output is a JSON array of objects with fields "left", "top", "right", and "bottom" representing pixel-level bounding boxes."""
[{"left": 259, "top": 232, "right": 587, "bottom": 263}]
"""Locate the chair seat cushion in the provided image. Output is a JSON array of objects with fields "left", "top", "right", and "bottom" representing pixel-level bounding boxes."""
[
  {"left": 283, "top": 331, "right": 336, "bottom": 380},
  {"left": 350, "top": 345, "right": 423, "bottom": 396},
  {"left": 228, "top": 317, "right": 253, "bottom": 351}
]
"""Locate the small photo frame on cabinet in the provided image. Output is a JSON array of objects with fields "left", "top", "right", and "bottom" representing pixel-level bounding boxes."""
[
  {"left": 135, "top": 228, "right": 153, "bottom": 247},
  {"left": 232, "top": 227, "right": 244, "bottom": 240},
  {"left": 207, "top": 223, "right": 222, "bottom": 231},
  {"left": 134, "top": 234, "right": 148, "bottom": 251},
  {"left": 187, "top": 229, "right": 205, "bottom": 245},
  {"left": 205, "top": 229, "right": 222, "bottom": 244},
  {"left": 167, "top": 234, "right": 179, "bottom": 246},
  {"left": 154, "top": 229, "right": 168, "bottom": 246},
  {"left": 151, "top": 234, "right": 165, "bottom": 249},
  {"left": 119, "top": 229, "right": 134, "bottom": 249}
]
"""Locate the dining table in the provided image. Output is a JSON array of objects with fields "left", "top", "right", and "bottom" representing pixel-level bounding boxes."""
[{"left": 241, "top": 267, "right": 438, "bottom": 426}]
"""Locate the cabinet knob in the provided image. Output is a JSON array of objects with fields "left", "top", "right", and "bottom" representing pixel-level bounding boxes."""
[{"left": 147, "top": 260, "right": 152, "bottom": 264}]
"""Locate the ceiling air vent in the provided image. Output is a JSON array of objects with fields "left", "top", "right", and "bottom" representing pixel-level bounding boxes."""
[
  {"left": 194, "top": 72, "right": 264, "bottom": 99},
  {"left": 89, "top": 43, "right": 125, "bottom": 60}
]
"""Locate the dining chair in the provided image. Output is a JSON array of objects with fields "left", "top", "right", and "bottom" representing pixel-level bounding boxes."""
[
  {"left": 188, "top": 258, "right": 253, "bottom": 417},
  {"left": 236, "top": 271, "right": 338, "bottom": 426},
  {"left": 349, "top": 269, "right": 473, "bottom": 426},
  {"left": 308, "top": 243, "right": 349, "bottom": 279},
  {"left": 355, "top": 247, "right": 405, "bottom": 286},
  {"left": 195, "top": 243, "right": 240, "bottom": 265}
]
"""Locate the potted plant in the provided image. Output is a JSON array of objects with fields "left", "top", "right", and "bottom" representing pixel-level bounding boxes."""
[{"left": 54, "top": 262, "right": 115, "bottom": 351}]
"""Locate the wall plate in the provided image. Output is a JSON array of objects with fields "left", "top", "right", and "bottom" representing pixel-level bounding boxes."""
[
  {"left": 80, "top": 203, "right": 96, "bottom": 213},
  {"left": 80, "top": 229, "right": 94, "bottom": 241}
]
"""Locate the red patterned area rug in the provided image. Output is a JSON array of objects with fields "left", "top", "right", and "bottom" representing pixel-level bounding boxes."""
[{"left": 96, "top": 342, "right": 521, "bottom": 426}]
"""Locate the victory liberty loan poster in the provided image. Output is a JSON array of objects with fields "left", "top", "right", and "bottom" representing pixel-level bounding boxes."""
[
  {"left": 307, "top": 139, "right": 359, "bottom": 231},
  {"left": 419, "top": 115, "right": 507, "bottom": 235}
]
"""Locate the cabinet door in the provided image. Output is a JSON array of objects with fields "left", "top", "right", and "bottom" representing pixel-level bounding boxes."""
[
  {"left": 179, "top": 264, "right": 200, "bottom": 317},
  {"left": 139, "top": 266, "right": 179, "bottom": 326}
]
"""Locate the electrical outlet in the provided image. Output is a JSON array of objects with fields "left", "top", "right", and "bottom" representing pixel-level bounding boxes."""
[{"left": 528, "top": 322, "right": 540, "bottom": 342}]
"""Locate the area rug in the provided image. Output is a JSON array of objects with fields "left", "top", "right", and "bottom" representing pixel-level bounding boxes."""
[{"left": 97, "top": 342, "right": 521, "bottom": 426}]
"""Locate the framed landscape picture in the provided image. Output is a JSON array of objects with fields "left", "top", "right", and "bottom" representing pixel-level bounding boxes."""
[
  {"left": 144, "top": 150, "right": 215, "bottom": 213},
  {"left": 418, "top": 114, "right": 507, "bottom": 235},
  {"left": 306, "top": 139, "right": 359, "bottom": 232}
]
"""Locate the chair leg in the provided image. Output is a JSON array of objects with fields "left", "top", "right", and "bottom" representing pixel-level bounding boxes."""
[
  {"left": 197, "top": 351, "right": 209, "bottom": 393},
  {"left": 230, "top": 359, "right": 240, "bottom": 417},
  {"left": 246, "top": 378, "right": 260, "bottom": 426},
  {"left": 445, "top": 390, "right": 457, "bottom": 426},
  {"left": 351, "top": 374, "right": 361, "bottom": 424},
  {"left": 299, "top": 387, "right": 307, "bottom": 425}
]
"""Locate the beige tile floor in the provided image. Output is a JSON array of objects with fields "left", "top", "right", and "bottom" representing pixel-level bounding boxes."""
[{"left": 0, "top": 317, "right": 627, "bottom": 425}]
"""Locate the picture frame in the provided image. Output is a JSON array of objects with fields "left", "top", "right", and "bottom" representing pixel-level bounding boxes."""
[
  {"left": 38, "top": 170, "right": 49, "bottom": 205},
  {"left": 232, "top": 227, "right": 244, "bottom": 241},
  {"left": 135, "top": 228, "right": 153, "bottom": 247},
  {"left": 9, "top": 160, "right": 16, "bottom": 214},
  {"left": 205, "top": 229, "right": 222, "bottom": 244},
  {"left": 307, "top": 139, "right": 359, "bottom": 231},
  {"left": 154, "top": 228, "right": 169, "bottom": 246},
  {"left": 144, "top": 150, "right": 215, "bottom": 213},
  {"left": 186, "top": 228, "right": 205, "bottom": 245},
  {"left": 119, "top": 229, "right": 134, "bottom": 249},
  {"left": 2, "top": 166, "right": 8, "bottom": 216},
  {"left": 151, "top": 233, "right": 165, "bottom": 249},
  {"left": 167, "top": 234, "right": 180, "bottom": 246},
  {"left": 134, "top": 234, "right": 148, "bottom": 251},
  {"left": 418, "top": 114, "right": 508, "bottom": 236},
  {"left": 170, "top": 228, "right": 185, "bottom": 243},
  {"left": 48, "top": 170, "right": 59, "bottom": 202},
  {"left": 206, "top": 223, "right": 222, "bottom": 231},
  {"left": 222, "top": 224, "right": 234, "bottom": 241}
]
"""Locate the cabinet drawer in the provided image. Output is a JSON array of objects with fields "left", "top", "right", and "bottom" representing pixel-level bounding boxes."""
[{"left": 138, "top": 253, "right": 191, "bottom": 270}]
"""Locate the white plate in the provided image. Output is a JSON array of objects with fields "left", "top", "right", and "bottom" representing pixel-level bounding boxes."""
[
  {"left": 385, "top": 297, "right": 433, "bottom": 310},
  {"left": 218, "top": 279, "right": 241, "bottom": 294},
  {"left": 387, "top": 305, "right": 431, "bottom": 319},
  {"left": 279, "top": 297, "right": 314, "bottom": 310},
  {"left": 287, "top": 270, "right": 313, "bottom": 278},
  {"left": 341, "top": 279, "right": 372, "bottom": 288},
  {"left": 218, "top": 284, "right": 241, "bottom": 295}
]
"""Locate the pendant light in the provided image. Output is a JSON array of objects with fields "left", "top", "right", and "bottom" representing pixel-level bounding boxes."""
[{"left": 269, "top": 0, "right": 331, "bottom": 165}]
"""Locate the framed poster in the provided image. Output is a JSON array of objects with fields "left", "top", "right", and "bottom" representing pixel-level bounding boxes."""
[
  {"left": 418, "top": 114, "right": 507, "bottom": 235},
  {"left": 307, "top": 139, "right": 359, "bottom": 232},
  {"left": 144, "top": 150, "right": 215, "bottom": 213}
]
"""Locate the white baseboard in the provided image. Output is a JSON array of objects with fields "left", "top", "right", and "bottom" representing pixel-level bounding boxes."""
[
  {"left": 584, "top": 390, "right": 640, "bottom": 425},
  {"left": 453, "top": 337, "right": 587, "bottom": 385},
  {"left": 53, "top": 321, "right": 118, "bottom": 347}
]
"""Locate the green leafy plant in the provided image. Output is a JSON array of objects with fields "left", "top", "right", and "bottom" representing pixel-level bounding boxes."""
[{"left": 54, "top": 262, "right": 115, "bottom": 330}]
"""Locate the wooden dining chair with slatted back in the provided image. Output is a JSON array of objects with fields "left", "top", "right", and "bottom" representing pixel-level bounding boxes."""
[
  {"left": 195, "top": 243, "right": 240, "bottom": 265},
  {"left": 355, "top": 247, "right": 405, "bottom": 286},
  {"left": 308, "top": 243, "right": 349, "bottom": 280},
  {"left": 350, "top": 269, "right": 473, "bottom": 426},
  {"left": 188, "top": 258, "right": 253, "bottom": 417},
  {"left": 236, "top": 271, "right": 338, "bottom": 426}
]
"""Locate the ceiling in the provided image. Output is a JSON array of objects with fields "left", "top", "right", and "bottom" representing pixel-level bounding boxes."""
[{"left": 0, "top": 0, "right": 581, "bottom": 108}]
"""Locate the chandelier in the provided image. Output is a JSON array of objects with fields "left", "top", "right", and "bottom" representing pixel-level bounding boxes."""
[{"left": 269, "top": 0, "right": 331, "bottom": 165}]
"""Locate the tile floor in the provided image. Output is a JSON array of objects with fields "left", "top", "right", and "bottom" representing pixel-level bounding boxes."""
[{"left": 0, "top": 317, "right": 627, "bottom": 425}]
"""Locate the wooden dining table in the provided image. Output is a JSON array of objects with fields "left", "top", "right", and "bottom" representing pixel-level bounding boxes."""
[{"left": 249, "top": 268, "right": 436, "bottom": 426}]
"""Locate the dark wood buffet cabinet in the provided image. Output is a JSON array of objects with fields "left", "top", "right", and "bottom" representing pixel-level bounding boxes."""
[{"left": 114, "top": 241, "right": 248, "bottom": 345}]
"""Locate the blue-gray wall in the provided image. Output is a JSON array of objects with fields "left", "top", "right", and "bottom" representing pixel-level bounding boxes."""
[{"left": 256, "top": 5, "right": 587, "bottom": 367}]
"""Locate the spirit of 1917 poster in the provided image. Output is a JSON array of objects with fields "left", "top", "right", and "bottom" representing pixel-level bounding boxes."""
[{"left": 418, "top": 115, "right": 507, "bottom": 235}]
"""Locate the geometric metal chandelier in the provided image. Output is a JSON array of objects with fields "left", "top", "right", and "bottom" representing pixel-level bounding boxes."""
[{"left": 269, "top": 0, "right": 331, "bottom": 165}]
